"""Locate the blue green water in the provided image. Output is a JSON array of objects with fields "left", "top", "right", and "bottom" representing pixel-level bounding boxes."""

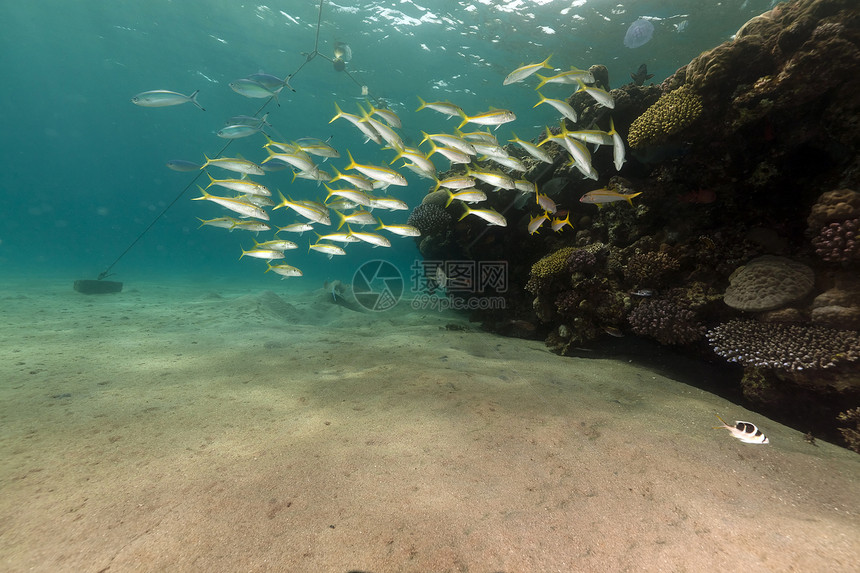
[{"left": 0, "top": 0, "right": 777, "bottom": 285}]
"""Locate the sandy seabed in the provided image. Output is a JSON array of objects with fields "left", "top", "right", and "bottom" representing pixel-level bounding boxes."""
[{"left": 0, "top": 277, "right": 858, "bottom": 573}]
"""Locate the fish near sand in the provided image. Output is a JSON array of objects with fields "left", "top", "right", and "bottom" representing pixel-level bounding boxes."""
[{"left": 713, "top": 415, "right": 769, "bottom": 444}]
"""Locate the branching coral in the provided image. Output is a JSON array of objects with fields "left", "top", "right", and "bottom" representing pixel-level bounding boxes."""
[
  {"left": 628, "top": 297, "right": 706, "bottom": 346},
  {"left": 624, "top": 251, "right": 680, "bottom": 287},
  {"left": 407, "top": 203, "right": 452, "bottom": 236},
  {"left": 707, "top": 320, "right": 860, "bottom": 371},
  {"left": 627, "top": 84, "right": 703, "bottom": 149}
]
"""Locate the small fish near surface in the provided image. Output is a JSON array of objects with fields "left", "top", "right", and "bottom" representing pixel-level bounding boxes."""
[
  {"left": 713, "top": 415, "right": 769, "bottom": 444},
  {"left": 132, "top": 89, "right": 205, "bottom": 111},
  {"left": 630, "top": 64, "right": 654, "bottom": 86}
]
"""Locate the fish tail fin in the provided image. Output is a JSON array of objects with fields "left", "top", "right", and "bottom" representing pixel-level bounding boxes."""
[
  {"left": 374, "top": 219, "right": 384, "bottom": 232},
  {"left": 432, "top": 177, "right": 442, "bottom": 193},
  {"left": 533, "top": 91, "right": 546, "bottom": 108},
  {"left": 196, "top": 217, "right": 207, "bottom": 227},
  {"left": 239, "top": 249, "right": 247, "bottom": 260},
  {"left": 189, "top": 90, "right": 205, "bottom": 111},
  {"left": 445, "top": 190, "right": 455, "bottom": 207},
  {"left": 415, "top": 96, "right": 426, "bottom": 112},
  {"left": 264, "top": 263, "right": 273, "bottom": 273},
  {"left": 626, "top": 192, "right": 643, "bottom": 206},
  {"left": 191, "top": 185, "right": 209, "bottom": 200},
  {"left": 273, "top": 189, "right": 287, "bottom": 210},
  {"left": 608, "top": 116, "right": 617, "bottom": 135},
  {"left": 201, "top": 154, "right": 211, "bottom": 169},
  {"left": 457, "top": 206, "right": 472, "bottom": 221},
  {"left": 419, "top": 131, "right": 432, "bottom": 147},
  {"left": 330, "top": 102, "right": 343, "bottom": 124},
  {"left": 283, "top": 74, "right": 295, "bottom": 92},
  {"left": 542, "top": 54, "right": 553, "bottom": 69},
  {"left": 534, "top": 74, "right": 548, "bottom": 90},
  {"left": 335, "top": 211, "right": 347, "bottom": 231},
  {"left": 345, "top": 150, "right": 356, "bottom": 171}
]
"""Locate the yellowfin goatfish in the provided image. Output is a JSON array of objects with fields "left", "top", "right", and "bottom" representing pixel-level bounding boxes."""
[
  {"left": 459, "top": 206, "right": 507, "bottom": 227},
  {"left": 366, "top": 102, "right": 402, "bottom": 128},
  {"left": 445, "top": 188, "right": 487, "bottom": 207},
  {"left": 239, "top": 248, "right": 284, "bottom": 261},
  {"left": 375, "top": 220, "right": 421, "bottom": 237},
  {"left": 277, "top": 222, "right": 316, "bottom": 235},
  {"left": 509, "top": 133, "right": 553, "bottom": 164},
  {"left": 420, "top": 132, "right": 476, "bottom": 156},
  {"left": 309, "top": 241, "right": 347, "bottom": 258},
  {"left": 131, "top": 89, "right": 205, "bottom": 111},
  {"left": 192, "top": 186, "right": 269, "bottom": 220},
  {"left": 608, "top": 117, "right": 626, "bottom": 171},
  {"left": 575, "top": 79, "right": 615, "bottom": 109},
  {"left": 197, "top": 216, "right": 239, "bottom": 230},
  {"left": 534, "top": 91, "right": 578, "bottom": 123},
  {"left": 465, "top": 165, "right": 516, "bottom": 190},
  {"left": 551, "top": 213, "right": 573, "bottom": 232},
  {"left": 265, "top": 263, "right": 303, "bottom": 278},
  {"left": 231, "top": 220, "right": 271, "bottom": 233},
  {"left": 294, "top": 137, "right": 340, "bottom": 159},
  {"left": 713, "top": 415, "right": 769, "bottom": 444},
  {"left": 415, "top": 96, "right": 463, "bottom": 118},
  {"left": 346, "top": 227, "right": 392, "bottom": 247},
  {"left": 534, "top": 67, "right": 595, "bottom": 89},
  {"left": 206, "top": 173, "right": 270, "bottom": 197},
  {"left": 330, "top": 166, "right": 375, "bottom": 191},
  {"left": 503, "top": 55, "right": 553, "bottom": 85},
  {"left": 457, "top": 108, "right": 516, "bottom": 130},
  {"left": 369, "top": 197, "right": 409, "bottom": 211},
  {"left": 426, "top": 140, "right": 471, "bottom": 165},
  {"left": 330, "top": 103, "right": 382, "bottom": 144},
  {"left": 536, "top": 193, "right": 557, "bottom": 214},
  {"left": 336, "top": 210, "right": 377, "bottom": 229},
  {"left": 434, "top": 175, "right": 477, "bottom": 191},
  {"left": 580, "top": 188, "right": 642, "bottom": 206},
  {"left": 345, "top": 151, "right": 407, "bottom": 187},
  {"left": 274, "top": 191, "right": 331, "bottom": 225},
  {"left": 254, "top": 238, "right": 298, "bottom": 251},
  {"left": 201, "top": 155, "right": 264, "bottom": 176},
  {"left": 528, "top": 212, "right": 550, "bottom": 235},
  {"left": 324, "top": 184, "right": 373, "bottom": 208},
  {"left": 315, "top": 231, "right": 361, "bottom": 244}
]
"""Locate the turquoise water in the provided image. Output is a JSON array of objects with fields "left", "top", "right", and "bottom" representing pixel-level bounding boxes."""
[{"left": 0, "top": 0, "right": 776, "bottom": 284}]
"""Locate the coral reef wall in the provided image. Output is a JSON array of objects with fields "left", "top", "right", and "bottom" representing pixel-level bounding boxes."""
[{"left": 408, "top": 0, "right": 860, "bottom": 449}]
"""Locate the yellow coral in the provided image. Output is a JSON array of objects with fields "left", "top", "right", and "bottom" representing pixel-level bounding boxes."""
[
  {"left": 526, "top": 247, "right": 575, "bottom": 294},
  {"left": 627, "top": 84, "right": 703, "bottom": 149}
]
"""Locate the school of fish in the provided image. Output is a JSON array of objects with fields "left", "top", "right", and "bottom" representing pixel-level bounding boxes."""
[{"left": 137, "top": 54, "right": 642, "bottom": 277}]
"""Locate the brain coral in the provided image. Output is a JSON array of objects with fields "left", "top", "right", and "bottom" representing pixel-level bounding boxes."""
[
  {"left": 627, "top": 84, "right": 703, "bottom": 149},
  {"left": 707, "top": 319, "right": 860, "bottom": 372},
  {"left": 807, "top": 189, "right": 860, "bottom": 231},
  {"left": 723, "top": 255, "right": 814, "bottom": 312}
]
